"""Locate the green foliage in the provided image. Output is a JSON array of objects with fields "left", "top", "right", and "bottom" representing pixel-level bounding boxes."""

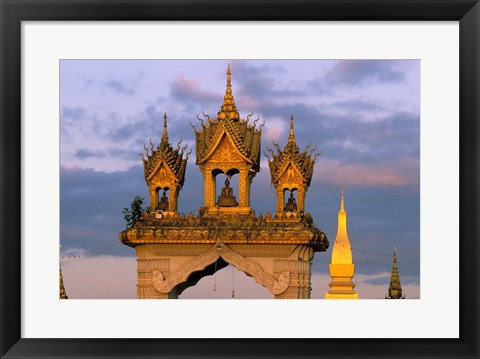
[{"left": 122, "top": 195, "right": 149, "bottom": 228}]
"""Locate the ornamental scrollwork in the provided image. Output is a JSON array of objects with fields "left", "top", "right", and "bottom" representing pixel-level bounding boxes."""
[{"left": 151, "top": 244, "right": 291, "bottom": 295}]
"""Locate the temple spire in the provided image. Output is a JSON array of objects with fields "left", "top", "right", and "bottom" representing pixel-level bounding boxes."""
[
  {"left": 226, "top": 64, "right": 232, "bottom": 94},
  {"left": 162, "top": 112, "right": 169, "bottom": 144},
  {"left": 325, "top": 187, "right": 358, "bottom": 299},
  {"left": 332, "top": 187, "right": 352, "bottom": 264},
  {"left": 60, "top": 244, "right": 68, "bottom": 299},
  {"left": 218, "top": 64, "right": 239, "bottom": 121},
  {"left": 285, "top": 115, "right": 299, "bottom": 153},
  {"left": 60, "top": 266, "right": 68, "bottom": 299},
  {"left": 386, "top": 248, "right": 405, "bottom": 299},
  {"left": 288, "top": 114, "right": 296, "bottom": 144},
  {"left": 340, "top": 185, "right": 345, "bottom": 212}
]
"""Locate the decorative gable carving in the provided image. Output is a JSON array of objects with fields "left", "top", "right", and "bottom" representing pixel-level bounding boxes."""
[{"left": 209, "top": 134, "right": 245, "bottom": 163}]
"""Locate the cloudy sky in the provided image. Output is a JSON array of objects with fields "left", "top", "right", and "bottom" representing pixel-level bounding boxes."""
[{"left": 60, "top": 59, "right": 420, "bottom": 299}]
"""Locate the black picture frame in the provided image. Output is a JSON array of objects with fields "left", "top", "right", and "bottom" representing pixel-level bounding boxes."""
[{"left": 1, "top": 1, "right": 479, "bottom": 358}]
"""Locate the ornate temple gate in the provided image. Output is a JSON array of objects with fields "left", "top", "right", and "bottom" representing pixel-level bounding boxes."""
[{"left": 119, "top": 66, "right": 329, "bottom": 299}]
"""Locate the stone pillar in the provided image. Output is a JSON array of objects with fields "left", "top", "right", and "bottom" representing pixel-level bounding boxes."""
[
  {"left": 273, "top": 256, "right": 312, "bottom": 299},
  {"left": 136, "top": 254, "right": 172, "bottom": 299}
]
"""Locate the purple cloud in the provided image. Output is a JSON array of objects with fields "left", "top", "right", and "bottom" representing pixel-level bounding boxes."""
[
  {"left": 105, "top": 79, "right": 135, "bottom": 95},
  {"left": 61, "top": 106, "right": 86, "bottom": 120},
  {"left": 170, "top": 75, "right": 220, "bottom": 104},
  {"left": 326, "top": 60, "right": 405, "bottom": 86},
  {"left": 75, "top": 148, "right": 107, "bottom": 160}
]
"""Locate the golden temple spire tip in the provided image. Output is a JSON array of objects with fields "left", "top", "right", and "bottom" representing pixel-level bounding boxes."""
[
  {"left": 386, "top": 247, "right": 404, "bottom": 299},
  {"left": 162, "top": 112, "right": 168, "bottom": 143},
  {"left": 288, "top": 114, "right": 296, "bottom": 144},
  {"left": 218, "top": 64, "right": 239, "bottom": 121},
  {"left": 226, "top": 65, "right": 232, "bottom": 91},
  {"left": 340, "top": 185, "right": 345, "bottom": 212}
]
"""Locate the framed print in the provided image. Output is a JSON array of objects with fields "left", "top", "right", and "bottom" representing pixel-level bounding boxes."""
[{"left": 1, "top": 0, "right": 479, "bottom": 358}]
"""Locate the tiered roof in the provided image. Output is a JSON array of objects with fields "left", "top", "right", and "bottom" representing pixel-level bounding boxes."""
[
  {"left": 192, "top": 65, "right": 263, "bottom": 171},
  {"left": 266, "top": 115, "right": 320, "bottom": 186},
  {"left": 141, "top": 113, "right": 191, "bottom": 185}
]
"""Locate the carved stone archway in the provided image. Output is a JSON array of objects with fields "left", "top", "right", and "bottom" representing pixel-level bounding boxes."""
[
  {"left": 127, "top": 238, "right": 322, "bottom": 299},
  {"left": 151, "top": 243, "right": 291, "bottom": 297}
]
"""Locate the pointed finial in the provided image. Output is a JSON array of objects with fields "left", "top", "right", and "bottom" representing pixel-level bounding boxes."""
[
  {"left": 227, "top": 64, "right": 232, "bottom": 93},
  {"left": 386, "top": 246, "right": 403, "bottom": 299},
  {"left": 288, "top": 114, "right": 296, "bottom": 144},
  {"left": 340, "top": 185, "right": 345, "bottom": 211},
  {"left": 162, "top": 112, "right": 169, "bottom": 143},
  {"left": 218, "top": 65, "right": 239, "bottom": 121}
]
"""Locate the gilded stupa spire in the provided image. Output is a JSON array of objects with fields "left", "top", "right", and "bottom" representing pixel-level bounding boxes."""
[
  {"left": 386, "top": 248, "right": 405, "bottom": 299},
  {"left": 60, "top": 244, "right": 68, "bottom": 299},
  {"left": 325, "top": 187, "right": 358, "bottom": 299},
  {"left": 332, "top": 186, "right": 352, "bottom": 264},
  {"left": 218, "top": 64, "right": 239, "bottom": 121},
  {"left": 60, "top": 266, "right": 68, "bottom": 299},
  {"left": 340, "top": 185, "right": 345, "bottom": 212},
  {"left": 161, "top": 112, "right": 169, "bottom": 144}
]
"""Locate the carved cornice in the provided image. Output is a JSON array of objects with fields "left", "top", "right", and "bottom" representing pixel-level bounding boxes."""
[
  {"left": 119, "top": 215, "right": 329, "bottom": 252},
  {"left": 152, "top": 244, "right": 291, "bottom": 295}
]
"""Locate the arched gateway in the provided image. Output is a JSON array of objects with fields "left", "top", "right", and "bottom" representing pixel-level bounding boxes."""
[{"left": 119, "top": 66, "right": 329, "bottom": 299}]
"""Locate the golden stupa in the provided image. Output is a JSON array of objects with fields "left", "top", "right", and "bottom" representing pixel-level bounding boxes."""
[{"left": 325, "top": 187, "right": 358, "bottom": 299}]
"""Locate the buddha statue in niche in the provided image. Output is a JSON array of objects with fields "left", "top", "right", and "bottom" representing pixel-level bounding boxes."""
[
  {"left": 285, "top": 191, "right": 297, "bottom": 212},
  {"left": 157, "top": 190, "right": 169, "bottom": 211},
  {"left": 217, "top": 177, "right": 238, "bottom": 207}
]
